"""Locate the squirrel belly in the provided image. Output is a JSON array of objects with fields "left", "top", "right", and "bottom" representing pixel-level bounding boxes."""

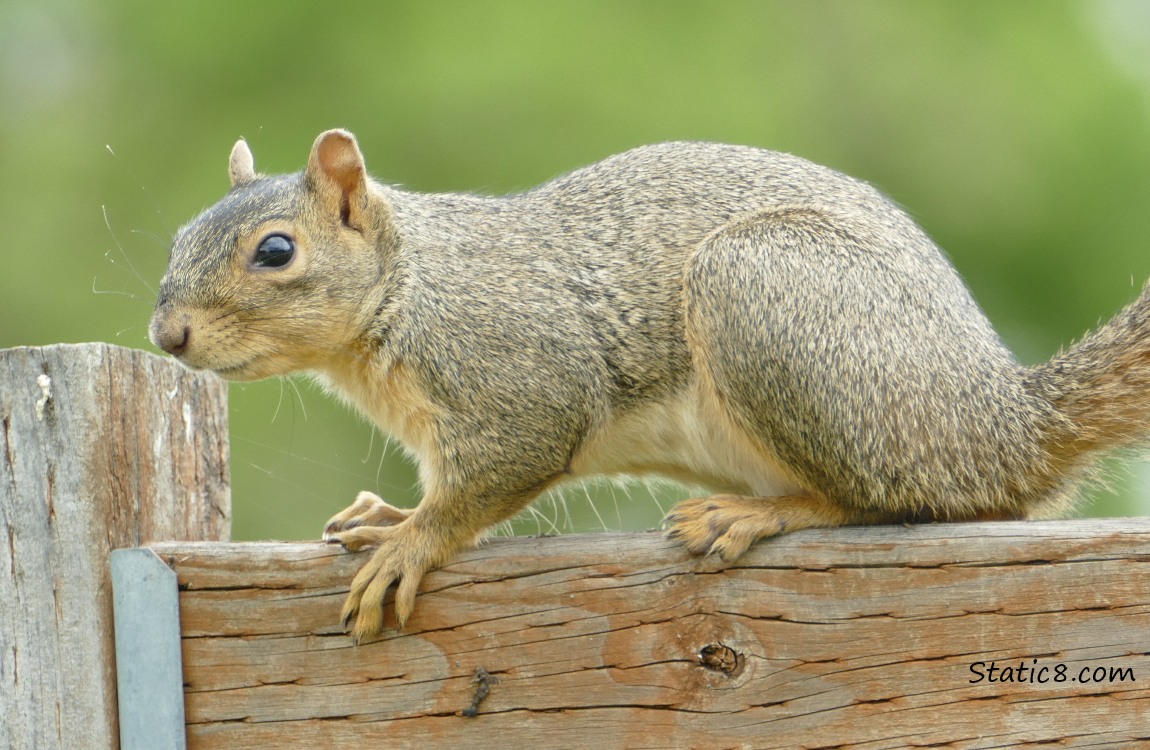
[{"left": 151, "top": 130, "right": 1150, "bottom": 641}]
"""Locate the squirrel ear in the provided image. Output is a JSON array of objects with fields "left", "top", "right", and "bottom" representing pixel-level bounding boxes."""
[
  {"left": 306, "top": 129, "right": 369, "bottom": 228},
  {"left": 228, "top": 139, "right": 257, "bottom": 188}
]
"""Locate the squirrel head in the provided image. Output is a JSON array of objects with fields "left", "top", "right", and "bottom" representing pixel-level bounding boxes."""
[{"left": 149, "top": 129, "right": 396, "bottom": 380}]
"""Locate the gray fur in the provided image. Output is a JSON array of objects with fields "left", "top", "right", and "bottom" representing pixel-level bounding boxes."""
[{"left": 151, "top": 133, "right": 1150, "bottom": 636}]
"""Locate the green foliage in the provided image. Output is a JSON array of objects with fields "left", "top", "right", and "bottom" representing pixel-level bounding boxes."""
[{"left": 2, "top": 0, "right": 1149, "bottom": 540}]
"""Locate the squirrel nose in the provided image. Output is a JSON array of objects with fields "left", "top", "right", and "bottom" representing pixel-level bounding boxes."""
[
  {"left": 157, "top": 325, "right": 192, "bottom": 357},
  {"left": 150, "top": 310, "right": 193, "bottom": 357}
]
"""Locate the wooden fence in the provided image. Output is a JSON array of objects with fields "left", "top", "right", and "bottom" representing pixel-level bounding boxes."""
[
  {"left": 2, "top": 344, "right": 1150, "bottom": 749},
  {"left": 1, "top": 344, "right": 228, "bottom": 749}
]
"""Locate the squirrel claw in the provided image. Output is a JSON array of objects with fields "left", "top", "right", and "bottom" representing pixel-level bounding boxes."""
[
  {"left": 326, "top": 528, "right": 381, "bottom": 552},
  {"left": 336, "top": 522, "right": 435, "bottom": 643},
  {"left": 342, "top": 560, "right": 392, "bottom": 643},
  {"left": 340, "top": 600, "right": 359, "bottom": 630},
  {"left": 323, "top": 491, "right": 414, "bottom": 542}
]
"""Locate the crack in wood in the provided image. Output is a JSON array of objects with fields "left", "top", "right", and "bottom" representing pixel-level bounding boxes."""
[
  {"left": 187, "top": 659, "right": 506, "bottom": 696},
  {"left": 178, "top": 583, "right": 303, "bottom": 593},
  {"left": 1, "top": 415, "right": 14, "bottom": 480},
  {"left": 8, "top": 643, "right": 16, "bottom": 686},
  {"left": 190, "top": 670, "right": 418, "bottom": 694},
  {"left": 6, "top": 525, "right": 14, "bottom": 579},
  {"left": 711, "top": 603, "right": 1149, "bottom": 627},
  {"left": 191, "top": 701, "right": 735, "bottom": 727}
]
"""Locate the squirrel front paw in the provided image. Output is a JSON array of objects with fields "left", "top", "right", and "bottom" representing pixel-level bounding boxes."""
[
  {"left": 322, "top": 491, "right": 414, "bottom": 541},
  {"left": 327, "top": 519, "right": 448, "bottom": 643}
]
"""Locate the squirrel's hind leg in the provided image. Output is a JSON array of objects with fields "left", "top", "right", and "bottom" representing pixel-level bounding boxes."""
[{"left": 664, "top": 493, "right": 849, "bottom": 562}]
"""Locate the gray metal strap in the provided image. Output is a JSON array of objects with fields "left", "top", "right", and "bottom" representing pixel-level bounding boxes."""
[{"left": 110, "top": 548, "right": 187, "bottom": 750}]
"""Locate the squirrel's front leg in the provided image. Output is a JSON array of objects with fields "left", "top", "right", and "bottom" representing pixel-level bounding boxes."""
[{"left": 326, "top": 480, "right": 547, "bottom": 644}]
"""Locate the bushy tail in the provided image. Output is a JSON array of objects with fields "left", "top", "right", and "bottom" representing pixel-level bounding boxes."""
[{"left": 1028, "top": 282, "right": 1150, "bottom": 465}]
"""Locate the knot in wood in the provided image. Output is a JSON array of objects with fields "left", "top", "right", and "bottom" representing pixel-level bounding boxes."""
[{"left": 698, "top": 642, "right": 743, "bottom": 676}]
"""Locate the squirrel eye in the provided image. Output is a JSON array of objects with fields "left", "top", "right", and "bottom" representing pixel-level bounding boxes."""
[{"left": 252, "top": 234, "right": 295, "bottom": 269}]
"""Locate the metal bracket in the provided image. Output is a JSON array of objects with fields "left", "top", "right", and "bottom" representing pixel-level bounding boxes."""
[{"left": 110, "top": 548, "right": 187, "bottom": 750}]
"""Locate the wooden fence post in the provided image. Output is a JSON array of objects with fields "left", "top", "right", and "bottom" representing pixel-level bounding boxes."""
[{"left": 0, "top": 343, "right": 229, "bottom": 750}]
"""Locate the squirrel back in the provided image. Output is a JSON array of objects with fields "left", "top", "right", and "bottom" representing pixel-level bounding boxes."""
[{"left": 150, "top": 130, "right": 1150, "bottom": 640}]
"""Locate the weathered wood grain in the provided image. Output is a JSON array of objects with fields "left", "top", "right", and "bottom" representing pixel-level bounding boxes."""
[
  {"left": 155, "top": 519, "right": 1150, "bottom": 749},
  {"left": 0, "top": 344, "right": 229, "bottom": 750}
]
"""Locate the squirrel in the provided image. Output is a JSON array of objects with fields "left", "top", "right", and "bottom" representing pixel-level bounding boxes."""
[{"left": 150, "top": 129, "right": 1150, "bottom": 643}]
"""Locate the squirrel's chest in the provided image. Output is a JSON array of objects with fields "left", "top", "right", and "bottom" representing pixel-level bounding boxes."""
[{"left": 316, "top": 358, "right": 443, "bottom": 463}]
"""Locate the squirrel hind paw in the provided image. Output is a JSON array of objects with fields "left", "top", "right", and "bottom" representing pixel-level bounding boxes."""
[{"left": 664, "top": 493, "right": 848, "bottom": 562}]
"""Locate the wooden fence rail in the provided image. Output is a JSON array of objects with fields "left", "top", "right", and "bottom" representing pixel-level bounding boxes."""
[
  {"left": 152, "top": 521, "right": 1150, "bottom": 749},
  {"left": 3, "top": 344, "right": 1150, "bottom": 749}
]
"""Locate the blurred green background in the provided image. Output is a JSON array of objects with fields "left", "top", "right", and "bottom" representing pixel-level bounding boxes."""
[{"left": 3, "top": 0, "right": 1150, "bottom": 540}]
